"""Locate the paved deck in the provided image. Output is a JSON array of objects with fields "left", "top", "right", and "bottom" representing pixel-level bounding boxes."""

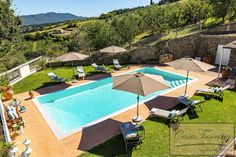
[{"left": 6, "top": 65, "right": 218, "bottom": 157}]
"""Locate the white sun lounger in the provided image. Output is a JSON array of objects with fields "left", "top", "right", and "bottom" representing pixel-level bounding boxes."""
[
  {"left": 195, "top": 85, "right": 230, "bottom": 98},
  {"left": 150, "top": 107, "right": 189, "bottom": 122},
  {"left": 113, "top": 59, "right": 122, "bottom": 70},
  {"left": 75, "top": 66, "right": 86, "bottom": 79},
  {"left": 47, "top": 72, "right": 66, "bottom": 83},
  {"left": 91, "top": 63, "right": 109, "bottom": 72}
]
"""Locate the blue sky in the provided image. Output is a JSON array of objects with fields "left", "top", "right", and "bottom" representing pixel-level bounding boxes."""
[{"left": 13, "top": 0, "right": 160, "bottom": 17}]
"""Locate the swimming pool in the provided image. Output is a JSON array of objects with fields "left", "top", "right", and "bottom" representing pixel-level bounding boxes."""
[{"left": 34, "top": 67, "right": 193, "bottom": 139}]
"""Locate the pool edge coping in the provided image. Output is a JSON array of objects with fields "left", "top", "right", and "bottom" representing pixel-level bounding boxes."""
[{"left": 33, "top": 67, "right": 198, "bottom": 140}]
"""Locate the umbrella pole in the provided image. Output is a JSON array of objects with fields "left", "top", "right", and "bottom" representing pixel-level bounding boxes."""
[
  {"left": 133, "top": 94, "right": 142, "bottom": 122},
  {"left": 137, "top": 94, "right": 139, "bottom": 117},
  {"left": 184, "top": 70, "right": 189, "bottom": 96}
]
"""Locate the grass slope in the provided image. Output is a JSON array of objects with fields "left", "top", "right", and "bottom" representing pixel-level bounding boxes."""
[
  {"left": 80, "top": 90, "right": 236, "bottom": 157},
  {"left": 13, "top": 65, "right": 114, "bottom": 94}
]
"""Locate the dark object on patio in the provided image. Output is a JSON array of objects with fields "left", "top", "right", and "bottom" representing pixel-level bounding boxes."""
[
  {"left": 221, "top": 66, "right": 232, "bottom": 79},
  {"left": 234, "top": 78, "right": 236, "bottom": 89},
  {"left": 120, "top": 122, "right": 145, "bottom": 152},
  {"left": 202, "top": 53, "right": 213, "bottom": 64},
  {"left": 204, "top": 95, "right": 211, "bottom": 100},
  {"left": 178, "top": 96, "right": 202, "bottom": 112},
  {"left": 187, "top": 109, "right": 199, "bottom": 120}
]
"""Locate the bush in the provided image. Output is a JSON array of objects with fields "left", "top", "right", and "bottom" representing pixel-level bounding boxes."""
[
  {"left": 85, "top": 21, "right": 122, "bottom": 50},
  {"left": 24, "top": 34, "right": 36, "bottom": 41},
  {"left": 38, "top": 59, "right": 46, "bottom": 70},
  {"left": 0, "top": 74, "right": 10, "bottom": 86}
]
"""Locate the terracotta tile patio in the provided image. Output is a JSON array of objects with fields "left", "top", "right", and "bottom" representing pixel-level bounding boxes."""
[{"left": 5, "top": 65, "right": 218, "bottom": 157}]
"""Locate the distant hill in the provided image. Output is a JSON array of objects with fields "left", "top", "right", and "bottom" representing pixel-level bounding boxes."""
[{"left": 21, "top": 12, "right": 86, "bottom": 26}]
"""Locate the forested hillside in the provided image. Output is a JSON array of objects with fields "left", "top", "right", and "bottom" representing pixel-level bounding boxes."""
[
  {"left": 1, "top": 0, "right": 236, "bottom": 72},
  {"left": 21, "top": 12, "right": 86, "bottom": 26}
]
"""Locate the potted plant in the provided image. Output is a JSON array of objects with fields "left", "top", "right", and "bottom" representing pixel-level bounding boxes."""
[
  {"left": 221, "top": 66, "right": 232, "bottom": 79},
  {"left": 0, "top": 142, "right": 14, "bottom": 157},
  {"left": 28, "top": 91, "right": 34, "bottom": 99}
]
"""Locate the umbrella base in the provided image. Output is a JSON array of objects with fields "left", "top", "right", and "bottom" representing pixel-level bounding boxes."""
[
  {"left": 132, "top": 115, "right": 142, "bottom": 122},
  {"left": 71, "top": 79, "right": 77, "bottom": 83},
  {"left": 181, "top": 94, "right": 189, "bottom": 98}
]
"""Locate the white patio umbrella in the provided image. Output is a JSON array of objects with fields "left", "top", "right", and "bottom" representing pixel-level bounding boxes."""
[
  {"left": 99, "top": 45, "right": 127, "bottom": 54},
  {"left": 112, "top": 72, "right": 169, "bottom": 122},
  {"left": 56, "top": 52, "right": 89, "bottom": 66},
  {"left": 166, "top": 57, "right": 215, "bottom": 96}
]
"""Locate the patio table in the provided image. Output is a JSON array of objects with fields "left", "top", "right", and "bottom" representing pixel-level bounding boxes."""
[{"left": 120, "top": 122, "right": 144, "bottom": 152}]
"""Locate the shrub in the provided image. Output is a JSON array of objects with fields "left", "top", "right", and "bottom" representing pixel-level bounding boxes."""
[
  {"left": 0, "top": 74, "right": 10, "bottom": 86},
  {"left": 222, "top": 66, "right": 232, "bottom": 71}
]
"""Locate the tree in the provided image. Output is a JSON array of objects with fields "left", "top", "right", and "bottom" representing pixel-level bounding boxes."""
[
  {"left": 85, "top": 21, "right": 121, "bottom": 50},
  {"left": 67, "top": 30, "right": 91, "bottom": 53},
  {"left": 183, "top": 0, "right": 212, "bottom": 30},
  {"left": 143, "top": 6, "right": 169, "bottom": 35},
  {"left": 209, "top": 0, "right": 235, "bottom": 23},
  {"left": 166, "top": 3, "right": 186, "bottom": 36},
  {"left": 150, "top": 0, "right": 154, "bottom": 5},
  {"left": 158, "top": 0, "right": 179, "bottom": 5},
  {"left": 0, "top": 0, "right": 21, "bottom": 45},
  {"left": 111, "top": 14, "right": 140, "bottom": 45}
]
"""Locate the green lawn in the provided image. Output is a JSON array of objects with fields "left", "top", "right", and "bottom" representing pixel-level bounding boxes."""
[
  {"left": 13, "top": 65, "right": 114, "bottom": 94},
  {"left": 80, "top": 90, "right": 236, "bottom": 157}
]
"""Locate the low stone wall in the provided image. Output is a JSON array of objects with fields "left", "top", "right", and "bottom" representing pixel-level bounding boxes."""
[
  {"left": 49, "top": 30, "right": 236, "bottom": 67},
  {"left": 202, "top": 22, "right": 236, "bottom": 35},
  {"left": 197, "top": 34, "right": 236, "bottom": 65},
  {"left": 166, "top": 34, "right": 199, "bottom": 59}
]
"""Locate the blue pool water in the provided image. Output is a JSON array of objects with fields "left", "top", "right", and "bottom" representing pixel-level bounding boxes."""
[{"left": 36, "top": 67, "right": 192, "bottom": 138}]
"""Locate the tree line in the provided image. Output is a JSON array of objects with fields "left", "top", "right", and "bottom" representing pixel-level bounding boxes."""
[
  {"left": 1, "top": 0, "right": 236, "bottom": 72},
  {"left": 69, "top": 0, "right": 236, "bottom": 51}
]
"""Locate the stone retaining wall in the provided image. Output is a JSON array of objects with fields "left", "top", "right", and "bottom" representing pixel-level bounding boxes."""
[
  {"left": 197, "top": 34, "right": 236, "bottom": 65},
  {"left": 49, "top": 33, "right": 236, "bottom": 67}
]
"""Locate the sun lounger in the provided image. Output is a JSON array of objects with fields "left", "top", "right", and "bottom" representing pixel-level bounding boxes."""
[
  {"left": 195, "top": 85, "right": 230, "bottom": 98},
  {"left": 113, "top": 59, "right": 122, "bottom": 70},
  {"left": 91, "top": 63, "right": 109, "bottom": 72},
  {"left": 48, "top": 72, "right": 66, "bottom": 83},
  {"left": 178, "top": 97, "right": 202, "bottom": 111},
  {"left": 3, "top": 105, "right": 24, "bottom": 131},
  {"left": 75, "top": 66, "right": 86, "bottom": 79},
  {"left": 150, "top": 107, "right": 189, "bottom": 122}
]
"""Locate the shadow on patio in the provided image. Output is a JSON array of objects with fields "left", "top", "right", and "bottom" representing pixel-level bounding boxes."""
[
  {"left": 85, "top": 73, "right": 112, "bottom": 81},
  {"left": 35, "top": 82, "right": 71, "bottom": 95},
  {"left": 77, "top": 118, "right": 133, "bottom": 156},
  {"left": 144, "top": 95, "right": 180, "bottom": 110}
]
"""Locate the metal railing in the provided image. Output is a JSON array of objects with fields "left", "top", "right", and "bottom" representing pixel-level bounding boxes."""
[
  {"left": 0, "top": 99, "right": 12, "bottom": 143},
  {"left": 0, "top": 56, "right": 45, "bottom": 85}
]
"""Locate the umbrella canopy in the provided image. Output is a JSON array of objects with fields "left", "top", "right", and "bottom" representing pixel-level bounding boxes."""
[
  {"left": 166, "top": 57, "right": 215, "bottom": 95},
  {"left": 166, "top": 57, "right": 215, "bottom": 72},
  {"left": 113, "top": 72, "right": 169, "bottom": 96},
  {"left": 100, "top": 45, "right": 127, "bottom": 54},
  {"left": 56, "top": 52, "right": 89, "bottom": 62},
  {"left": 112, "top": 72, "right": 169, "bottom": 122},
  {"left": 223, "top": 40, "right": 236, "bottom": 49}
]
